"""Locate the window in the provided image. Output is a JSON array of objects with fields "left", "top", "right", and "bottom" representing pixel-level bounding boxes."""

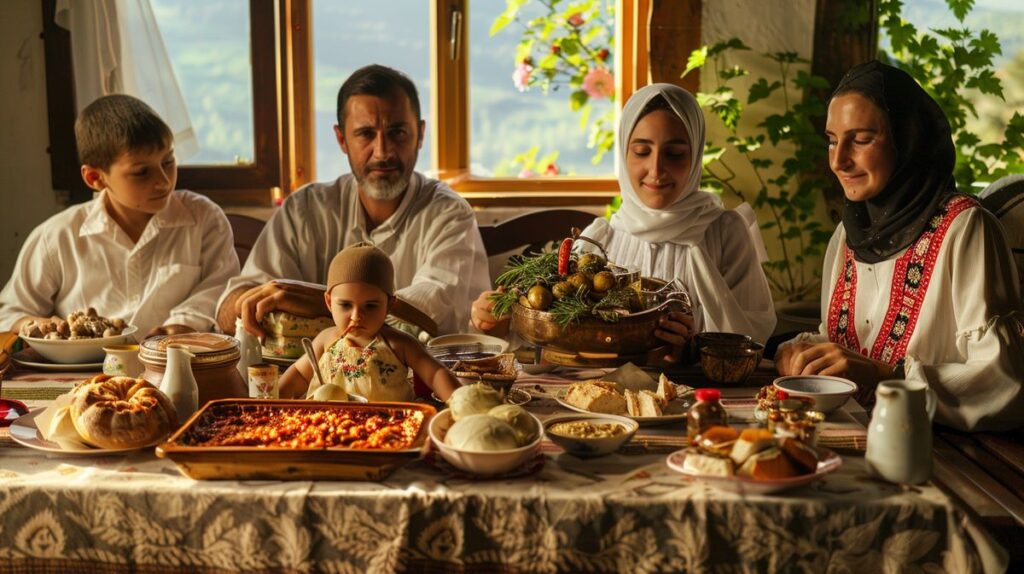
[
  {"left": 311, "top": 1, "right": 432, "bottom": 181},
  {"left": 44, "top": 0, "right": 677, "bottom": 206},
  {"left": 43, "top": 0, "right": 282, "bottom": 205},
  {"left": 151, "top": 0, "right": 255, "bottom": 166}
]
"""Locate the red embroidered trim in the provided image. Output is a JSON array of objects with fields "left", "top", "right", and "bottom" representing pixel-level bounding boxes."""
[
  {"left": 827, "top": 195, "right": 976, "bottom": 365},
  {"left": 826, "top": 249, "right": 863, "bottom": 354}
]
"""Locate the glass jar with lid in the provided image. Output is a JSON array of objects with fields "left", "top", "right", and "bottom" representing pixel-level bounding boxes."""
[{"left": 686, "top": 388, "right": 728, "bottom": 443}]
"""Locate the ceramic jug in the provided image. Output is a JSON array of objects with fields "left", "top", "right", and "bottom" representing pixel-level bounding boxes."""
[
  {"left": 102, "top": 344, "right": 144, "bottom": 378},
  {"left": 235, "top": 318, "right": 264, "bottom": 382},
  {"left": 160, "top": 344, "right": 199, "bottom": 425},
  {"left": 865, "top": 379, "right": 937, "bottom": 484}
]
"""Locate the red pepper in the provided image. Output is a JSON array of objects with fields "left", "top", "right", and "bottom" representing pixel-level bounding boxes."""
[{"left": 558, "top": 238, "right": 573, "bottom": 276}]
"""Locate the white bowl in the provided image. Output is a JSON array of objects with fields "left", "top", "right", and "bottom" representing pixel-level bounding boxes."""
[
  {"left": 773, "top": 375, "right": 858, "bottom": 414},
  {"left": 544, "top": 414, "right": 638, "bottom": 458},
  {"left": 429, "top": 408, "right": 541, "bottom": 476},
  {"left": 23, "top": 326, "right": 139, "bottom": 364}
]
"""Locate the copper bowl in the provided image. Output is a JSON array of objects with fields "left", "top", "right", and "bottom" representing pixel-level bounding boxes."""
[
  {"left": 509, "top": 278, "right": 690, "bottom": 355},
  {"left": 699, "top": 342, "right": 764, "bottom": 385}
]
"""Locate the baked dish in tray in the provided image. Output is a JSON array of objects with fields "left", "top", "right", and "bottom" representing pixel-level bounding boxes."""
[{"left": 156, "top": 399, "right": 435, "bottom": 481}]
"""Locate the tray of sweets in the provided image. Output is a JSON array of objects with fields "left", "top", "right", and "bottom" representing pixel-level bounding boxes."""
[{"left": 156, "top": 399, "right": 435, "bottom": 481}]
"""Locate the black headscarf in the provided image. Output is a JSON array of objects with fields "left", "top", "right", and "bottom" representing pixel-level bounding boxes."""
[{"left": 831, "top": 60, "right": 958, "bottom": 263}]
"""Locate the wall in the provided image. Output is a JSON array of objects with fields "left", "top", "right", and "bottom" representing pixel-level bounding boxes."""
[
  {"left": 700, "top": 0, "right": 827, "bottom": 301},
  {"left": 0, "top": 0, "right": 60, "bottom": 284}
]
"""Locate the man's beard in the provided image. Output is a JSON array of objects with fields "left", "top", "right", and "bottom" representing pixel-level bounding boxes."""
[{"left": 354, "top": 159, "right": 411, "bottom": 201}]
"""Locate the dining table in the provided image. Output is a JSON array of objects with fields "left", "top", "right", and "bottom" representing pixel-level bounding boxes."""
[{"left": 0, "top": 360, "right": 1018, "bottom": 574}]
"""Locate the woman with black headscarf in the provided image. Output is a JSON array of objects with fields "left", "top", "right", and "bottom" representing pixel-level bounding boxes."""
[{"left": 775, "top": 61, "right": 1024, "bottom": 432}]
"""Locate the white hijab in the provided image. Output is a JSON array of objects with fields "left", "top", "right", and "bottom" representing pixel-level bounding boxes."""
[
  {"left": 605, "top": 84, "right": 772, "bottom": 338},
  {"left": 609, "top": 83, "right": 724, "bottom": 244}
]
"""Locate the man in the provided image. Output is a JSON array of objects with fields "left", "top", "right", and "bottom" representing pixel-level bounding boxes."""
[{"left": 217, "top": 64, "right": 489, "bottom": 336}]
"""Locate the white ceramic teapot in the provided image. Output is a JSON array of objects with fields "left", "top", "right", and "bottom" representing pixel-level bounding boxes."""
[{"left": 865, "top": 379, "right": 937, "bottom": 485}]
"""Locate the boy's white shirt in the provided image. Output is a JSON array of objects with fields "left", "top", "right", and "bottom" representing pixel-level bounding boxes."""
[{"left": 0, "top": 190, "right": 239, "bottom": 337}]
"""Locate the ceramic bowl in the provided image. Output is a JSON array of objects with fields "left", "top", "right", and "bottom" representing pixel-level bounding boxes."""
[
  {"left": 543, "top": 414, "right": 638, "bottom": 458},
  {"left": 22, "top": 325, "right": 139, "bottom": 364},
  {"left": 427, "top": 334, "right": 510, "bottom": 366},
  {"left": 695, "top": 332, "right": 753, "bottom": 349},
  {"left": 699, "top": 341, "right": 764, "bottom": 385},
  {"left": 773, "top": 375, "right": 858, "bottom": 414},
  {"left": 429, "top": 408, "right": 542, "bottom": 476}
]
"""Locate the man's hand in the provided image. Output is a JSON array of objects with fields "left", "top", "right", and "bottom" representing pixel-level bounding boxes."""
[
  {"left": 470, "top": 288, "right": 509, "bottom": 337},
  {"left": 233, "top": 282, "right": 328, "bottom": 338},
  {"left": 655, "top": 311, "right": 694, "bottom": 362},
  {"left": 146, "top": 324, "right": 196, "bottom": 339}
]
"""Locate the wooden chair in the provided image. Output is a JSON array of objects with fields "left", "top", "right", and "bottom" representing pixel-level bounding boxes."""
[
  {"left": 225, "top": 213, "right": 267, "bottom": 266},
  {"left": 979, "top": 174, "right": 1024, "bottom": 297},
  {"left": 478, "top": 209, "right": 598, "bottom": 258}
]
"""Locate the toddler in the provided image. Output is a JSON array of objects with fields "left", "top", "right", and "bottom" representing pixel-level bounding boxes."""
[{"left": 279, "top": 243, "right": 459, "bottom": 401}]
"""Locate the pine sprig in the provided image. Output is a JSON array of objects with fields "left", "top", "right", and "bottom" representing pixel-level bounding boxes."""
[
  {"left": 494, "top": 251, "right": 561, "bottom": 290},
  {"left": 549, "top": 292, "right": 592, "bottom": 327},
  {"left": 489, "top": 289, "right": 520, "bottom": 319},
  {"left": 591, "top": 288, "right": 632, "bottom": 323}
]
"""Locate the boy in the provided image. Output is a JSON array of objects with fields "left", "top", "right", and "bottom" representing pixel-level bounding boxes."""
[
  {"left": 279, "top": 243, "right": 459, "bottom": 402},
  {"left": 0, "top": 94, "right": 239, "bottom": 338}
]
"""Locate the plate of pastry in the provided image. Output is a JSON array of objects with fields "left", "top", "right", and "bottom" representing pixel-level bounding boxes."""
[
  {"left": 665, "top": 426, "right": 842, "bottom": 494},
  {"left": 9, "top": 409, "right": 164, "bottom": 455},
  {"left": 554, "top": 376, "right": 692, "bottom": 426},
  {"left": 9, "top": 375, "right": 177, "bottom": 455}
]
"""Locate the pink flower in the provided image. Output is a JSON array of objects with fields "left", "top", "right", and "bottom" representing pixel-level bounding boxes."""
[
  {"left": 518, "top": 169, "right": 537, "bottom": 178},
  {"left": 512, "top": 62, "right": 533, "bottom": 92},
  {"left": 582, "top": 67, "right": 614, "bottom": 100},
  {"left": 567, "top": 13, "right": 585, "bottom": 27},
  {"left": 544, "top": 163, "right": 559, "bottom": 176}
]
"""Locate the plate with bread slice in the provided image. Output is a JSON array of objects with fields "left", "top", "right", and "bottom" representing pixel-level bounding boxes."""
[
  {"left": 555, "top": 375, "right": 693, "bottom": 426},
  {"left": 666, "top": 426, "right": 842, "bottom": 494}
]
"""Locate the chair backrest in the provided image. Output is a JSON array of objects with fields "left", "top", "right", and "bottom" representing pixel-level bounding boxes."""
[
  {"left": 225, "top": 213, "right": 267, "bottom": 266},
  {"left": 979, "top": 175, "right": 1024, "bottom": 295},
  {"left": 479, "top": 209, "right": 598, "bottom": 257}
]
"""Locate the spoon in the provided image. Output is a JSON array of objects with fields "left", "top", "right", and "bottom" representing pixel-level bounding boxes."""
[{"left": 301, "top": 338, "right": 327, "bottom": 389}]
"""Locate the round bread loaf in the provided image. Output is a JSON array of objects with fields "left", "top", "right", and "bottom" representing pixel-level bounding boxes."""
[{"left": 70, "top": 375, "right": 178, "bottom": 449}]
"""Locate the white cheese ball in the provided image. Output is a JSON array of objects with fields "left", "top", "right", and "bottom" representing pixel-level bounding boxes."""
[{"left": 445, "top": 414, "right": 519, "bottom": 451}]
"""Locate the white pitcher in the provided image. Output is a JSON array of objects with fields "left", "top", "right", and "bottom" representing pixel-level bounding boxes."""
[
  {"left": 235, "top": 318, "right": 264, "bottom": 382},
  {"left": 865, "top": 379, "right": 937, "bottom": 484},
  {"left": 160, "top": 344, "right": 199, "bottom": 426}
]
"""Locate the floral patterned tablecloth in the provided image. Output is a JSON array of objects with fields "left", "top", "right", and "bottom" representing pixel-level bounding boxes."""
[{"left": 0, "top": 371, "right": 1007, "bottom": 574}]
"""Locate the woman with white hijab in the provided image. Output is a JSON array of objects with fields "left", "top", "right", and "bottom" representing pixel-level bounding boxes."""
[{"left": 471, "top": 83, "right": 776, "bottom": 355}]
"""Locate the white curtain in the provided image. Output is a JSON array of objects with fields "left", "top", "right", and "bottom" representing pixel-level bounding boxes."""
[{"left": 55, "top": 0, "right": 199, "bottom": 161}]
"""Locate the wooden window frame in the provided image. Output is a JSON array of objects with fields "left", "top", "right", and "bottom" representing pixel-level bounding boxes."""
[{"left": 41, "top": 0, "right": 304, "bottom": 206}]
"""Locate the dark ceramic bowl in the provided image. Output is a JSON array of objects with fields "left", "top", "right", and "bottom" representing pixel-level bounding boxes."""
[{"left": 699, "top": 341, "right": 764, "bottom": 385}]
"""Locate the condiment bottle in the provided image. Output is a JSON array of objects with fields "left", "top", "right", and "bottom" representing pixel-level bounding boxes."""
[
  {"left": 235, "top": 318, "right": 263, "bottom": 382},
  {"left": 687, "top": 388, "right": 728, "bottom": 443},
  {"left": 160, "top": 344, "right": 199, "bottom": 425}
]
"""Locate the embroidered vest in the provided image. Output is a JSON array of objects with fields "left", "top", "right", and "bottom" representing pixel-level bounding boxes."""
[{"left": 826, "top": 195, "right": 976, "bottom": 365}]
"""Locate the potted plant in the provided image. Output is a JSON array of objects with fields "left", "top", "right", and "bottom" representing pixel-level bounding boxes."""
[{"left": 683, "top": 40, "right": 832, "bottom": 330}]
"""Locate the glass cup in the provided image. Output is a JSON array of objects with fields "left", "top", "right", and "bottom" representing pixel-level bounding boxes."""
[{"left": 248, "top": 363, "right": 280, "bottom": 398}]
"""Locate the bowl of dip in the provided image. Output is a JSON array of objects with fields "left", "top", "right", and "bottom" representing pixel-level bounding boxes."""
[{"left": 544, "top": 413, "right": 638, "bottom": 458}]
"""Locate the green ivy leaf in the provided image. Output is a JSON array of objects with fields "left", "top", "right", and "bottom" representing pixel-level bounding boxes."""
[
  {"left": 948, "top": 0, "right": 974, "bottom": 22},
  {"left": 748, "top": 79, "right": 782, "bottom": 104},
  {"left": 569, "top": 89, "right": 588, "bottom": 111},
  {"left": 965, "top": 69, "right": 1003, "bottom": 98},
  {"left": 538, "top": 53, "right": 559, "bottom": 70},
  {"left": 561, "top": 37, "right": 580, "bottom": 55},
  {"left": 720, "top": 65, "right": 749, "bottom": 81},
  {"left": 682, "top": 46, "right": 708, "bottom": 79}
]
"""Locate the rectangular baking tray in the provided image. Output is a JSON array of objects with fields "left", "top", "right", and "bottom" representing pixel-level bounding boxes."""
[{"left": 156, "top": 398, "right": 435, "bottom": 481}]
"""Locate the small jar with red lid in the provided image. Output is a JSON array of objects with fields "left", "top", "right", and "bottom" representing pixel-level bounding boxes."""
[{"left": 687, "top": 388, "right": 728, "bottom": 443}]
